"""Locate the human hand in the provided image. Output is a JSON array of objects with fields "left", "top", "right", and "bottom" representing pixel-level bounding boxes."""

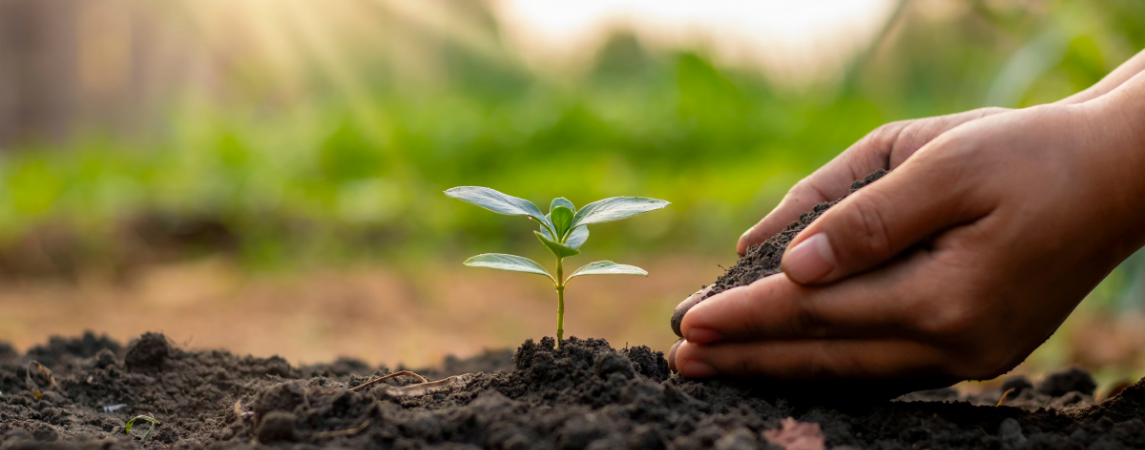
[
  {"left": 669, "top": 89, "right": 1145, "bottom": 386},
  {"left": 735, "top": 107, "right": 1008, "bottom": 257},
  {"left": 669, "top": 108, "right": 1009, "bottom": 339}
]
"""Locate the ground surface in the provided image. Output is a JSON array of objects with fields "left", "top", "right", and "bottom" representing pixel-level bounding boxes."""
[
  {"left": 2, "top": 332, "right": 1144, "bottom": 450},
  {"left": 0, "top": 254, "right": 721, "bottom": 370}
]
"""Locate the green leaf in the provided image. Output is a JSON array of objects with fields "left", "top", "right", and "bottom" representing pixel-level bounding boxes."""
[
  {"left": 445, "top": 186, "right": 551, "bottom": 228},
  {"left": 567, "top": 261, "right": 647, "bottom": 281},
  {"left": 571, "top": 197, "right": 669, "bottom": 228},
  {"left": 464, "top": 254, "right": 554, "bottom": 281},
  {"left": 125, "top": 415, "right": 161, "bottom": 435},
  {"left": 550, "top": 206, "right": 574, "bottom": 239},
  {"left": 534, "top": 231, "right": 580, "bottom": 259},
  {"left": 566, "top": 226, "right": 589, "bottom": 249},
  {"left": 538, "top": 223, "right": 555, "bottom": 241},
  {"left": 550, "top": 197, "right": 575, "bottom": 213},
  {"left": 535, "top": 217, "right": 554, "bottom": 241}
]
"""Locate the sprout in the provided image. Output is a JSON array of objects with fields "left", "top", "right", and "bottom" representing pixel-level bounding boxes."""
[
  {"left": 446, "top": 187, "right": 668, "bottom": 348},
  {"left": 125, "top": 414, "right": 162, "bottom": 442}
]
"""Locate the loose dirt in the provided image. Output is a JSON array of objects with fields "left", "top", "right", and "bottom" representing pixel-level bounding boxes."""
[
  {"left": 2, "top": 332, "right": 1144, "bottom": 449},
  {"left": 705, "top": 169, "right": 889, "bottom": 298},
  {"left": 670, "top": 170, "right": 888, "bottom": 336},
  {"left": 6, "top": 170, "right": 1143, "bottom": 449}
]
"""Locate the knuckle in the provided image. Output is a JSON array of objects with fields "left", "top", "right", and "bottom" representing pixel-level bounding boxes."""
[
  {"left": 815, "top": 342, "right": 857, "bottom": 379},
  {"left": 737, "top": 357, "right": 760, "bottom": 377},
  {"left": 977, "top": 107, "right": 1009, "bottom": 117},
  {"left": 914, "top": 300, "right": 979, "bottom": 341},
  {"left": 786, "top": 179, "right": 818, "bottom": 205},
  {"left": 792, "top": 297, "right": 830, "bottom": 339},
  {"left": 868, "top": 122, "right": 906, "bottom": 150},
  {"left": 839, "top": 195, "right": 894, "bottom": 262},
  {"left": 742, "top": 282, "right": 782, "bottom": 336}
]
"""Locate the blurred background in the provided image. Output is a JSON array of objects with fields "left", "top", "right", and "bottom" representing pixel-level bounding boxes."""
[{"left": 2, "top": 0, "right": 1144, "bottom": 391}]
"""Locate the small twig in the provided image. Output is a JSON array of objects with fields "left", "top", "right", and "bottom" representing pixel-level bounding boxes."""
[
  {"left": 350, "top": 371, "right": 428, "bottom": 392},
  {"left": 996, "top": 388, "right": 1015, "bottom": 407},
  {"left": 102, "top": 404, "right": 127, "bottom": 413},
  {"left": 376, "top": 374, "right": 473, "bottom": 398},
  {"left": 313, "top": 419, "right": 371, "bottom": 438}
]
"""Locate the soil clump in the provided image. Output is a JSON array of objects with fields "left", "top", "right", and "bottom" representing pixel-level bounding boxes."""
[
  {"left": 2, "top": 332, "right": 1144, "bottom": 449},
  {"left": 672, "top": 170, "right": 889, "bottom": 336}
]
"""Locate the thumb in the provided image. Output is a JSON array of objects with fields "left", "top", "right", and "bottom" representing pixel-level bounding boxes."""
[{"left": 780, "top": 156, "right": 988, "bottom": 285}]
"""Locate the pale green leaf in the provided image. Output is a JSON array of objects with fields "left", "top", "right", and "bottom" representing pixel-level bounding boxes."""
[
  {"left": 550, "top": 197, "right": 575, "bottom": 213},
  {"left": 566, "top": 225, "right": 589, "bottom": 249},
  {"left": 538, "top": 222, "right": 555, "bottom": 241},
  {"left": 534, "top": 231, "right": 580, "bottom": 259},
  {"left": 571, "top": 197, "right": 668, "bottom": 228},
  {"left": 464, "top": 254, "right": 554, "bottom": 281},
  {"left": 445, "top": 186, "right": 551, "bottom": 228},
  {"left": 550, "top": 206, "right": 574, "bottom": 239},
  {"left": 567, "top": 261, "right": 647, "bottom": 281}
]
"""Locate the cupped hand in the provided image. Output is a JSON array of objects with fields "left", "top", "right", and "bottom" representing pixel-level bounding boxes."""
[
  {"left": 670, "top": 89, "right": 1145, "bottom": 386},
  {"left": 735, "top": 107, "right": 1009, "bottom": 257}
]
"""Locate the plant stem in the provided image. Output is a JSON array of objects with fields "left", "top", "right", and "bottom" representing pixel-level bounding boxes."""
[{"left": 555, "top": 256, "right": 565, "bottom": 349}]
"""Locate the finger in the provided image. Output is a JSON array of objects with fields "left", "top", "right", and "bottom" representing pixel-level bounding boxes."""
[
  {"left": 668, "top": 338, "right": 683, "bottom": 372},
  {"left": 671, "top": 286, "right": 712, "bottom": 337},
  {"left": 737, "top": 108, "right": 1006, "bottom": 256},
  {"left": 737, "top": 121, "right": 912, "bottom": 255},
  {"left": 679, "top": 250, "right": 931, "bottom": 343},
  {"left": 673, "top": 338, "right": 947, "bottom": 381},
  {"left": 780, "top": 144, "right": 994, "bottom": 285}
]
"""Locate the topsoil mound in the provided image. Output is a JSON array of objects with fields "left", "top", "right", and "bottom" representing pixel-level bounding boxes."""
[{"left": 2, "top": 332, "right": 1144, "bottom": 449}]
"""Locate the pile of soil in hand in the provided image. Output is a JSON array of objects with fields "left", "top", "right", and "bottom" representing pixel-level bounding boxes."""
[
  {"left": 671, "top": 170, "right": 889, "bottom": 335},
  {"left": 3, "top": 332, "right": 1145, "bottom": 449},
  {"left": 709, "top": 168, "right": 889, "bottom": 299}
]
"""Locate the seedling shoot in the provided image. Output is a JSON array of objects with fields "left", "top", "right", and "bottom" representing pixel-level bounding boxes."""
[
  {"left": 446, "top": 187, "right": 668, "bottom": 348},
  {"left": 125, "top": 414, "right": 162, "bottom": 442}
]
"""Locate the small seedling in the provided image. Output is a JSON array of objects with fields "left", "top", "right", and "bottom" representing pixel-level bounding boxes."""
[
  {"left": 125, "top": 414, "right": 162, "bottom": 442},
  {"left": 446, "top": 186, "right": 668, "bottom": 348},
  {"left": 24, "top": 361, "right": 54, "bottom": 400},
  {"left": 996, "top": 388, "right": 1015, "bottom": 407}
]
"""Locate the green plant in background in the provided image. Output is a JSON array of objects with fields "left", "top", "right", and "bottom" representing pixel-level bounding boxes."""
[{"left": 446, "top": 187, "right": 668, "bottom": 348}]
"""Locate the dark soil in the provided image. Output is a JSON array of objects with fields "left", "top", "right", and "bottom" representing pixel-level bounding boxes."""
[
  {"left": 2, "top": 331, "right": 1144, "bottom": 449},
  {"left": 2, "top": 170, "right": 1141, "bottom": 449}
]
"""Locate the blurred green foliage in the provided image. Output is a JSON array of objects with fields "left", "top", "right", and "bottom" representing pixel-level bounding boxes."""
[{"left": 1, "top": 0, "right": 1143, "bottom": 272}]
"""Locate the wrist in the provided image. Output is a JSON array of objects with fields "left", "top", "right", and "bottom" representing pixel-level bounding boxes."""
[{"left": 1081, "top": 73, "right": 1145, "bottom": 251}]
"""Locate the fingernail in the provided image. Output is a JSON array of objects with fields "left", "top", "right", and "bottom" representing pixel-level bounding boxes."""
[
  {"left": 668, "top": 339, "right": 683, "bottom": 372},
  {"left": 679, "top": 359, "right": 718, "bottom": 378},
  {"left": 783, "top": 233, "right": 835, "bottom": 283},
  {"left": 684, "top": 328, "right": 721, "bottom": 344},
  {"left": 675, "top": 286, "right": 711, "bottom": 311},
  {"left": 738, "top": 226, "right": 756, "bottom": 256},
  {"left": 671, "top": 286, "right": 713, "bottom": 337}
]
